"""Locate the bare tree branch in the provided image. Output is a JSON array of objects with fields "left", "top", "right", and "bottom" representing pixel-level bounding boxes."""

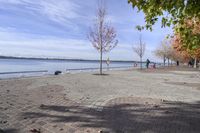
[
  {"left": 88, "top": 0, "right": 118, "bottom": 74},
  {"left": 133, "top": 35, "right": 146, "bottom": 69},
  {"left": 154, "top": 39, "right": 172, "bottom": 66}
]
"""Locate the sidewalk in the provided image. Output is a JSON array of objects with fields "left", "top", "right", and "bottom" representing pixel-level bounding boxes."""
[{"left": 0, "top": 68, "right": 200, "bottom": 133}]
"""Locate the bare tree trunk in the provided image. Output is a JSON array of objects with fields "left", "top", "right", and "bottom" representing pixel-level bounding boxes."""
[
  {"left": 100, "top": 47, "right": 103, "bottom": 74},
  {"left": 167, "top": 58, "right": 169, "bottom": 67},
  {"left": 99, "top": 11, "right": 103, "bottom": 75},
  {"left": 88, "top": 1, "right": 118, "bottom": 76},
  {"left": 194, "top": 58, "right": 197, "bottom": 68},
  {"left": 140, "top": 57, "right": 142, "bottom": 70},
  {"left": 163, "top": 56, "right": 165, "bottom": 66}
]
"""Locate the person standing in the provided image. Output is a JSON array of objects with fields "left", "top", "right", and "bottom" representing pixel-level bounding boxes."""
[
  {"left": 177, "top": 60, "right": 179, "bottom": 66},
  {"left": 106, "top": 57, "right": 110, "bottom": 70},
  {"left": 146, "top": 59, "right": 150, "bottom": 69}
]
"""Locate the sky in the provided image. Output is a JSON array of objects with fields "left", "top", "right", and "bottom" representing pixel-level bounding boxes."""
[{"left": 0, "top": 0, "right": 173, "bottom": 61}]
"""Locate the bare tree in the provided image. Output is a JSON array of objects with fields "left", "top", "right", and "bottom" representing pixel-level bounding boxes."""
[
  {"left": 154, "top": 39, "right": 172, "bottom": 66},
  {"left": 88, "top": 0, "right": 118, "bottom": 75},
  {"left": 133, "top": 35, "right": 146, "bottom": 69}
]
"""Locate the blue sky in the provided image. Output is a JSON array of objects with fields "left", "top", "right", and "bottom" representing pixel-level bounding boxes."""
[{"left": 0, "top": 0, "right": 172, "bottom": 61}]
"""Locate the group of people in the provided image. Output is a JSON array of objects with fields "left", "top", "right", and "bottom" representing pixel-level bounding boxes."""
[
  {"left": 188, "top": 59, "right": 199, "bottom": 68},
  {"left": 106, "top": 57, "right": 199, "bottom": 69},
  {"left": 106, "top": 57, "right": 155, "bottom": 69}
]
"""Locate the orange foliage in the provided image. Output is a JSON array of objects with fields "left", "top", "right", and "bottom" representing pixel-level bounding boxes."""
[
  {"left": 172, "top": 18, "right": 200, "bottom": 62},
  {"left": 185, "top": 17, "right": 200, "bottom": 35},
  {"left": 172, "top": 35, "right": 191, "bottom": 62}
]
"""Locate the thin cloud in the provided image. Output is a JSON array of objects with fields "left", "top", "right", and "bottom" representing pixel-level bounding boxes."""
[
  {"left": 0, "top": 0, "right": 172, "bottom": 61},
  {"left": 0, "top": 0, "right": 81, "bottom": 30}
]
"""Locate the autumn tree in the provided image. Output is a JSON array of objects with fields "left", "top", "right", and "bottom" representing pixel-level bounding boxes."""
[
  {"left": 133, "top": 35, "right": 146, "bottom": 69},
  {"left": 174, "top": 17, "right": 200, "bottom": 50},
  {"left": 154, "top": 39, "right": 173, "bottom": 66},
  {"left": 172, "top": 18, "right": 200, "bottom": 68},
  {"left": 170, "top": 46, "right": 190, "bottom": 64},
  {"left": 88, "top": 0, "right": 118, "bottom": 75},
  {"left": 128, "top": 0, "right": 200, "bottom": 52},
  {"left": 172, "top": 33, "right": 200, "bottom": 68}
]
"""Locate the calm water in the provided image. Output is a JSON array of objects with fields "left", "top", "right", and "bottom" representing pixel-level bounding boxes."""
[{"left": 0, "top": 59, "right": 138, "bottom": 79}]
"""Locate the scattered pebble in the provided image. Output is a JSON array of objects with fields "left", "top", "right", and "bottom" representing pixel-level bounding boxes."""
[
  {"left": 65, "top": 109, "right": 70, "bottom": 111},
  {"left": 30, "top": 128, "right": 41, "bottom": 133},
  {"left": 31, "top": 120, "right": 36, "bottom": 124},
  {"left": 98, "top": 130, "right": 109, "bottom": 133},
  {"left": 153, "top": 105, "right": 160, "bottom": 108},
  {"left": 161, "top": 99, "right": 167, "bottom": 102},
  {"left": 0, "top": 120, "right": 7, "bottom": 124},
  {"left": 165, "top": 110, "right": 172, "bottom": 114},
  {"left": 52, "top": 125, "right": 57, "bottom": 128},
  {"left": 40, "top": 104, "right": 45, "bottom": 108},
  {"left": 47, "top": 95, "right": 52, "bottom": 98}
]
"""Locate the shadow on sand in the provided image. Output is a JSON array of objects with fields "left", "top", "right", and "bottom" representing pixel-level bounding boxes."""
[{"left": 20, "top": 100, "right": 200, "bottom": 133}]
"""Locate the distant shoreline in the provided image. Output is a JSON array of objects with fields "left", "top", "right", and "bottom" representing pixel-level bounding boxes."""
[{"left": 0, "top": 56, "right": 142, "bottom": 63}]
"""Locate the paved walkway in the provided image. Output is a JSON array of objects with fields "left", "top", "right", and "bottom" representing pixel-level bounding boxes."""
[{"left": 0, "top": 69, "right": 200, "bottom": 133}]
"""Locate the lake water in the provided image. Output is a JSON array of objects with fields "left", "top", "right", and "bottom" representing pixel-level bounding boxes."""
[{"left": 0, "top": 59, "right": 140, "bottom": 79}]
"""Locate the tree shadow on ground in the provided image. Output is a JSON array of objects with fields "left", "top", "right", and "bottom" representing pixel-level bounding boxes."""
[
  {"left": 22, "top": 100, "right": 200, "bottom": 133},
  {"left": 0, "top": 128, "right": 18, "bottom": 133},
  {"left": 93, "top": 73, "right": 110, "bottom": 76}
]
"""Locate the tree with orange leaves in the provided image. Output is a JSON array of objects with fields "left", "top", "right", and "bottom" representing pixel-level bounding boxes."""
[{"left": 172, "top": 18, "right": 200, "bottom": 68}]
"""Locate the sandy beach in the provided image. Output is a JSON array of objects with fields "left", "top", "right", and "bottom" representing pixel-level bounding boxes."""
[{"left": 0, "top": 67, "right": 200, "bottom": 133}]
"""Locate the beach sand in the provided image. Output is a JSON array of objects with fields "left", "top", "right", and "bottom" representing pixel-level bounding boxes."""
[{"left": 0, "top": 67, "right": 200, "bottom": 133}]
